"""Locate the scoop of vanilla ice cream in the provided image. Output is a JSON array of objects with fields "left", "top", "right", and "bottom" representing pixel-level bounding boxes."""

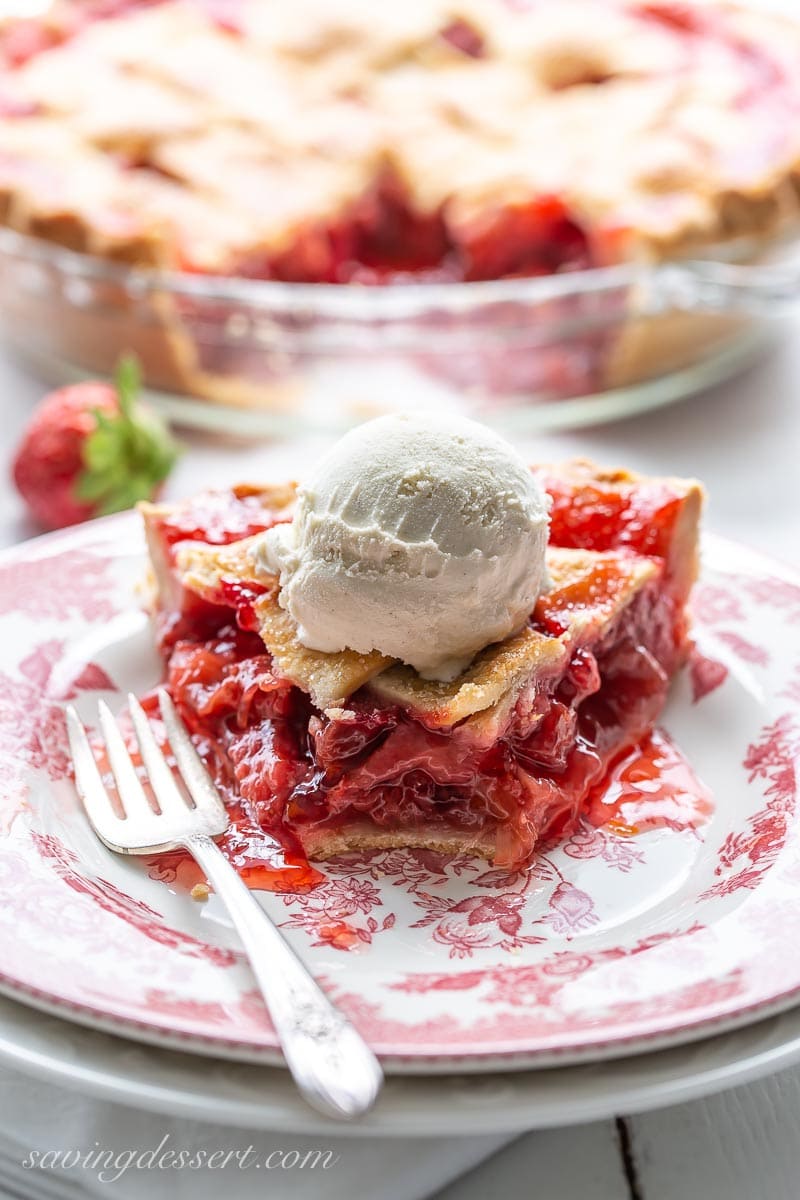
[{"left": 256, "top": 413, "right": 550, "bottom": 681}]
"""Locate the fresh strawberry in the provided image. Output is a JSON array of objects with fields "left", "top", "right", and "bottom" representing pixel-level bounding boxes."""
[{"left": 12, "top": 357, "right": 179, "bottom": 531}]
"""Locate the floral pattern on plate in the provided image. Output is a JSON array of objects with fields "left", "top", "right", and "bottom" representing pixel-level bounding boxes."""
[{"left": 0, "top": 516, "right": 797, "bottom": 1071}]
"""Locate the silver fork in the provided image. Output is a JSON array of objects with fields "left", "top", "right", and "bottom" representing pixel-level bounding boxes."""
[{"left": 66, "top": 688, "right": 383, "bottom": 1121}]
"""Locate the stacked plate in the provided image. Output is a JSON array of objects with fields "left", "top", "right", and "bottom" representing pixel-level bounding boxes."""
[{"left": 2, "top": 513, "right": 800, "bottom": 1133}]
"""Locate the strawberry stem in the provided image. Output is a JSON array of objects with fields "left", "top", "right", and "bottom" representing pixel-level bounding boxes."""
[{"left": 75, "top": 356, "right": 179, "bottom": 517}]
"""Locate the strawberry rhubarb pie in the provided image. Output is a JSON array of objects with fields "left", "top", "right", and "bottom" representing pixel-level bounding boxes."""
[
  {"left": 141, "top": 415, "right": 702, "bottom": 869},
  {"left": 1, "top": 0, "right": 800, "bottom": 405},
  {"left": 2, "top": 0, "right": 799, "bottom": 282}
]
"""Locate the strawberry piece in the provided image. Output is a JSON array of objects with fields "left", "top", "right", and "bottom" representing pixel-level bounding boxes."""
[{"left": 12, "top": 357, "right": 178, "bottom": 531}]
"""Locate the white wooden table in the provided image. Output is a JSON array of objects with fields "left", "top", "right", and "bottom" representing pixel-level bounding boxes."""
[{"left": 1, "top": 331, "right": 799, "bottom": 1199}]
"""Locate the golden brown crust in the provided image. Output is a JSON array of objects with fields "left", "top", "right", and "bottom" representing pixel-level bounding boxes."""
[
  {"left": 251, "top": 592, "right": 393, "bottom": 711},
  {"left": 546, "top": 543, "right": 658, "bottom": 602},
  {"left": 145, "top": 460, "right": 699, "bottom": 720},
  {"left": 366, "top": 626, "right": 566, "bottom": 729},
  {"left": 601, "top": 311, "right": 749, "bottom": 393},
  {"left": 539, "top": 458, "right": 704, "bottom": 600},
  {"left": 536, "top": 546, "right": 660, "bottom": 645},
  {"left": 229, "top": 480, "right": 299, "bottom": 511},
  {"left": 173, "top": 535, "right": 393, "bottom": 710},
  {"left": 139, "top": 481, "right": 296, "bottom": 608},
  {"left": 176, "top": 534, "right": 264, "bottom": 590},
  {"left": 2, "top": 2, "right": 798, "bottom": 407},
  {"left": 663, "top": 477, "right": 704, "bottom": 599},
  {"left": 2, "top": 1, "right": 800, "bottom": 271},
  {"left": 139, "top": 499, "right": 183, "bottom": 611},
  {"left": 296, "top": 820, "right": 498, "bottom": 862}
]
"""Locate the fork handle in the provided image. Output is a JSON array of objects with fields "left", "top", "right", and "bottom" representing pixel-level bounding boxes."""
[{"left": 185, "top": 834, "right": 383, "bottom": 1120}]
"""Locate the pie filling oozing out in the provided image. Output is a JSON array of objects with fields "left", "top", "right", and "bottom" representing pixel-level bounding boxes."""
[
  {"left": 0, "top": 0, "right": 799, "bottom": 285},
  {"left": 141, "top": 461, "right": 702, "bottom": 870}
]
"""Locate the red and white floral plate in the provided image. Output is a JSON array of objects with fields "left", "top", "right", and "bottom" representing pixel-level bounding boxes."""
[{"left": 1, "top": 515, "right": 799, "bottom": 1073}]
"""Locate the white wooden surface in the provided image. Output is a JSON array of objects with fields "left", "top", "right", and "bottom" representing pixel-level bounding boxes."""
[
  {"left": 434, "top": 1069, "right": 800, "bottom": 1200},
  {"left": 0, "top": 328, "right": 799, "bottom": 1198},
  {"left": 432, "top": 1122, "right": 630, "bottom": 1199}
]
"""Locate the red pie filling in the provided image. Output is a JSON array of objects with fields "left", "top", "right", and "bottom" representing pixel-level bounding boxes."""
[
  {"left": 146, "top": 478, "right": 692, "bottom": 869},
  {"left": 159, "top": 578, "right": 680, "bottom": 869},
  {"left": 232, "top": 181, "right": 593, "bottom": 287}
]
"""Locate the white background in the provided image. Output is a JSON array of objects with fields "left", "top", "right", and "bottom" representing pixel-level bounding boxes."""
[{"left": 3, "top": 326, "right": 798, "bottom": 559}]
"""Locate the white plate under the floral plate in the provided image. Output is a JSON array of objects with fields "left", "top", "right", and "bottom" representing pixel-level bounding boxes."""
[
  {"left": 0, "top": 516, "right": 798, "bottom": 1073},
  {"left": 3, "top": 987, "right": 800, "bottom": 1135}
]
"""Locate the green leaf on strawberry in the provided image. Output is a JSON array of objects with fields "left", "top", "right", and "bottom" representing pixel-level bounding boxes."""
[{"left": 75, "top": 355, "right": 179, "bottom": 516}]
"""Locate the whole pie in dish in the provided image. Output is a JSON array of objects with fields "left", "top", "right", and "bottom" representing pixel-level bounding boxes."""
[
  {"left": 140, "top": 447, "right": 702, "bottom": 870},
  {"left": 0, "top": 0, "right": 798, "bottom": 410},
  {"left": 0, "top": 0, "right": 799, "bottom": 280}
]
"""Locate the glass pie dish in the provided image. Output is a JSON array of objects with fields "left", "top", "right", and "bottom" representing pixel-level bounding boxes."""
[{"left": 0, "top": 223, "right": 795, "bottom": 436}]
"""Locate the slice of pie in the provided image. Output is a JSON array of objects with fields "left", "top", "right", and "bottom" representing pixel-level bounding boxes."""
[{"left": 140, "top": 459, "right": 702, "bottom": 869}]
